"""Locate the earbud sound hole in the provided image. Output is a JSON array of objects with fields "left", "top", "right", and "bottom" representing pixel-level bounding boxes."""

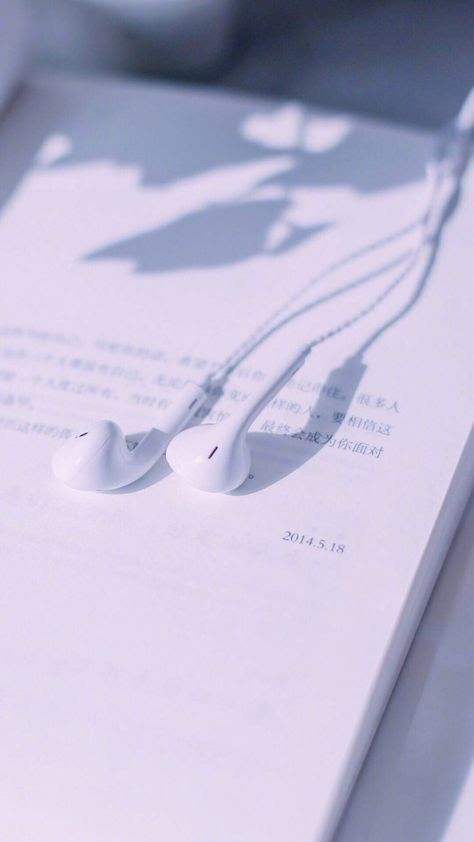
[{"left": 208, "top": 446, "right": 218, "bottom": 460}]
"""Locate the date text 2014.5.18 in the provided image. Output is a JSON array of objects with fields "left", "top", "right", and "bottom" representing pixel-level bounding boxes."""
[{"left": 282, "top": 532, "right": 346, "bottom": 554}]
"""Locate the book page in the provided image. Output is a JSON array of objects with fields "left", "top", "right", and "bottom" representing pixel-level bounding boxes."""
[{"left": 1, "top": 73, "right": 473, "bottom": 842}]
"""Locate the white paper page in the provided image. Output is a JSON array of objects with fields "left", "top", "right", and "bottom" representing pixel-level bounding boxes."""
[{"left": 0, "top": 74, "right": 473, "bottom": 842}]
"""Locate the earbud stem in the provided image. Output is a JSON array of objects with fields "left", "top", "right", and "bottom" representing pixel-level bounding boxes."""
[
  {"left": 232, "top": 344, "right": 311, "bottom": 434},
  {"left": 159, "top": 381, "right": 208, "bottom": 434},
  {"left": 134, "top": 381, "right": 207, "bottom": 464}
]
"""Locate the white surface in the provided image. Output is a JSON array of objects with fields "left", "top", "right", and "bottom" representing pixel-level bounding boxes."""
[
  {"left": 336, "top": 494, "right": 474, "bottom": 842},
  {"left": 0, "top": 72, "right": 473, "bottom": 841}
]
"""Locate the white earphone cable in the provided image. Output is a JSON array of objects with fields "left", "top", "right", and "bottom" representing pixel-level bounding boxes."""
[
  {"left": 210, "top": 220, "right": 421, "bottom": 381},
  {"left": 209, "top": 87, "right": 473, "bottom": 386}
]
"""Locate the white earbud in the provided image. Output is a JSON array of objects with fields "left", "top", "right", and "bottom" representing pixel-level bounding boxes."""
[
  {"left": 52, "top": 381, "right": 207, "bottom": 491},
  {"left": 166, "top": 345, "right": 311, "bottom": 493}
]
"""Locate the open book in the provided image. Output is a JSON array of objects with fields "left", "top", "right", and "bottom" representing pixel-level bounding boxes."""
[{"left": 0, "top": 48, "right": 473, "bottom": 842}]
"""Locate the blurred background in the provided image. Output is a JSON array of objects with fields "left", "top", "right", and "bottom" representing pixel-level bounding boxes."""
[{"left": 21, "top": 0, "right": 474, "bottom": 128}]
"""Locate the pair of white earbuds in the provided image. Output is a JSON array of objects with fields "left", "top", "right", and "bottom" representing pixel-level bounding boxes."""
[
  {"left": 52, "top": 345, "right": 311, "bottom": 493},
  {"left": 52, "top": 88, "right": 474, "bottom": 496}
]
